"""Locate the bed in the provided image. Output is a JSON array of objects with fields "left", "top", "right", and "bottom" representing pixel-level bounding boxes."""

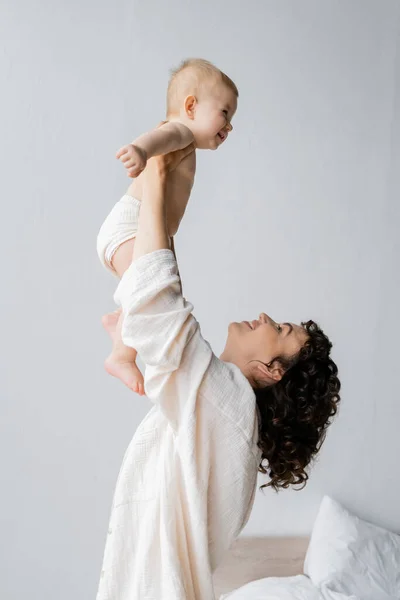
[{"left": 212, "top": 496, "right": 400, "bottom": 600}]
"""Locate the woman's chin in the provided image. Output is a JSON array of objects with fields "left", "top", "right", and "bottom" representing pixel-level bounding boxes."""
[{"left": 227, "top": 322, "right": 244, "bottom": 340}]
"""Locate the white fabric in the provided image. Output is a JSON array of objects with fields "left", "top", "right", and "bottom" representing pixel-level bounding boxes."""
[
  {"left": 220, "top": 575, "right": 323, "bottom": 599},
  {"left": 96, "top": 249, "right": 262, "bottom": 600},
  {"left": 96, "top": 195, "right": 141, "bottom": 276},
  {"left": 224, "top": 496, "right": 400, "bottom": 600},
  {"left": 304, "top": 496, "right": 400, "bottom": 600}
]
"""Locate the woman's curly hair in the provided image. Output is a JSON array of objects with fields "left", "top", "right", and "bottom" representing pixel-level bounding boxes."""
[{"left": 254, "top": 320, "right": 341, "bottom": 492}]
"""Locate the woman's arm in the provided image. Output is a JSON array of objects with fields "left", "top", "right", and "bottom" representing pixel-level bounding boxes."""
[
  {"left": 130, "top": 158, "right": 171, "bottom": 261},
  {"left": 112, "top": 145, "right": 208, "bottom": 432},
  {"left": 114, "top": 250, "right": 213, "bottom": 432},
  {"left": 131, "top": 146, "right": 195, "bottom": 263}
]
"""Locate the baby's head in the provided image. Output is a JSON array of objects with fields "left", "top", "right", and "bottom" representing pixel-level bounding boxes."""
[{"left": 167, "top": 58, "right": 238, "bottom": 150}]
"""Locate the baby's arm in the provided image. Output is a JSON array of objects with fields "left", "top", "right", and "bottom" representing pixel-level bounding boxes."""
[
  {"left": 116, "top": 122, "right": 194, "bottom": 178},
  {"left": 134, "top": 122, "right": 194, "bottom": 158}
]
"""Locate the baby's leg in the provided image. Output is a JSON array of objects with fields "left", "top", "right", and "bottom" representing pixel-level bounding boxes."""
[
  {"left": 101, "top": 238, "right": 145, "bottom": 395},
  {"left": 97, "top": 195, "right": 145, "bottom": 395}
]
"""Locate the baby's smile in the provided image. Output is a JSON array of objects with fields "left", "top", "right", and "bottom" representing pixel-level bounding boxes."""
[{"left": 217, "top": 130, "right": 227, "bottom": 143}]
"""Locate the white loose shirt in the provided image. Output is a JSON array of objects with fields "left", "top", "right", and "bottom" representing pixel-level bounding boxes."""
[{"left": 96, "top": 249, "right": 262, "bottom": 600}]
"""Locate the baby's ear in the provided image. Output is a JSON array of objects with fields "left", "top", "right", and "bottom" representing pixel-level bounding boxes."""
[{"left": 184, "top": 95, "right": 197, "bottom": 120}]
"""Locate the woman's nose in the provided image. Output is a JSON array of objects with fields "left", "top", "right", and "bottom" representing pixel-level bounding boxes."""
[{"left": 259, "top": 313, "right": 276, "bottom": 326}]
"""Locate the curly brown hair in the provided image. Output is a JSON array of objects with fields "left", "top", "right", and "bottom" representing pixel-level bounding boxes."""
[{"left": 254, "top": 320, "right": 341, "bottom": 492}]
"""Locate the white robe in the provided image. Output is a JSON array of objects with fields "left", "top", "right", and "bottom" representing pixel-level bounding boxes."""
[{"left": 96, "top": 249, "right": 262, "bottom": 600}]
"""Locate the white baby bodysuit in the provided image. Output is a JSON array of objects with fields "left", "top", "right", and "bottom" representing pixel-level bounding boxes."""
[{"left": 96, "top": 249, "right": 262, "bottom": 600}]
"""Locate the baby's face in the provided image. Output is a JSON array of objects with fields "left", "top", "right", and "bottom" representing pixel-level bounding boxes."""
[{"left": 193, "top": 84, "right": 237, "bottom": 150}]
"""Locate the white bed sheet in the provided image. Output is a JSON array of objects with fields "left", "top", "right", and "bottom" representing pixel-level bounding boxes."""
[{"left": 219, "top": 574, "right": 323, "bottom": 599}]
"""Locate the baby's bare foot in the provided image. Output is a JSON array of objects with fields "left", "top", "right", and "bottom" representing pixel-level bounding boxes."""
[
  {"left": 104, "top": 355, "right": 145, "bottom": 395},
  {"left": 101, "top": 311, "right": 145, "bottom": 395}
]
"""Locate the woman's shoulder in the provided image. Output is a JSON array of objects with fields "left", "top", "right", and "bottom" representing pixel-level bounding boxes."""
[{"left": 200, "top": 354, "right": 258, "bottom": 446}]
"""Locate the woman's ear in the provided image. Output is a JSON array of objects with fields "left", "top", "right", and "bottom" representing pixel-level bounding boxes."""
[
  {"left": 184, "top": 95, "right": 197, "bottom": 120},
  {"left": 256, "top": 360, "right": 284, "bottom": 385},
  {"left": 268, "top": 362, "right": 284, "bottom": 382}
]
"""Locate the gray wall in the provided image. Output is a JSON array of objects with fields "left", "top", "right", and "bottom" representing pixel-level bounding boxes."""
[{"left": 1, "top": 1, "right": 399, "bottom": 598}]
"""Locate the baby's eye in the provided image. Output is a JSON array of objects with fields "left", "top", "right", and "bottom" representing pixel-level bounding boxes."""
[
  {"left": 222, "top": 110, "right": 228, "bottom": 116},
  {"left": 277, "top": 324, "right": 282, "bottom": 332}
]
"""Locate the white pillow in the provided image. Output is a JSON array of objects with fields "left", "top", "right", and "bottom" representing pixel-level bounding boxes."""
[
  {"left": 304, "top": 496, "right": 400, "bottom": 600},
  {"left": 220, "top": 574, "right": 322, "bottom": 600}
]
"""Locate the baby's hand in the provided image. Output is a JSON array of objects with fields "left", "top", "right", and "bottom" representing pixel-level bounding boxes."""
[{"left": 116, "top": 144, "right": 147, "bottom": 178}]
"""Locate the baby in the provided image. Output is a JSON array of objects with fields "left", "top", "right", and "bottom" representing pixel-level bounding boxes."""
[{"left": 97, "top": 58, "right": 238, "bottom": 395}]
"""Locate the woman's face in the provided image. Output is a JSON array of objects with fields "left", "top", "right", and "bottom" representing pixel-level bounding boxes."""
[{"left": 220, "top": 313, "right": 308, "bottom": 385}]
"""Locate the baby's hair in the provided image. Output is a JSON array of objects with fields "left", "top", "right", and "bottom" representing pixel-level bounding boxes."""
[{"left": 166, "top": 58, "right": 238, "bottom": 117}]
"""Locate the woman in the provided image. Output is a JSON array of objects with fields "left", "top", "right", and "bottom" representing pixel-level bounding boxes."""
[{"left": 96, "top": 145, "right": 341, "bottom": 600}]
